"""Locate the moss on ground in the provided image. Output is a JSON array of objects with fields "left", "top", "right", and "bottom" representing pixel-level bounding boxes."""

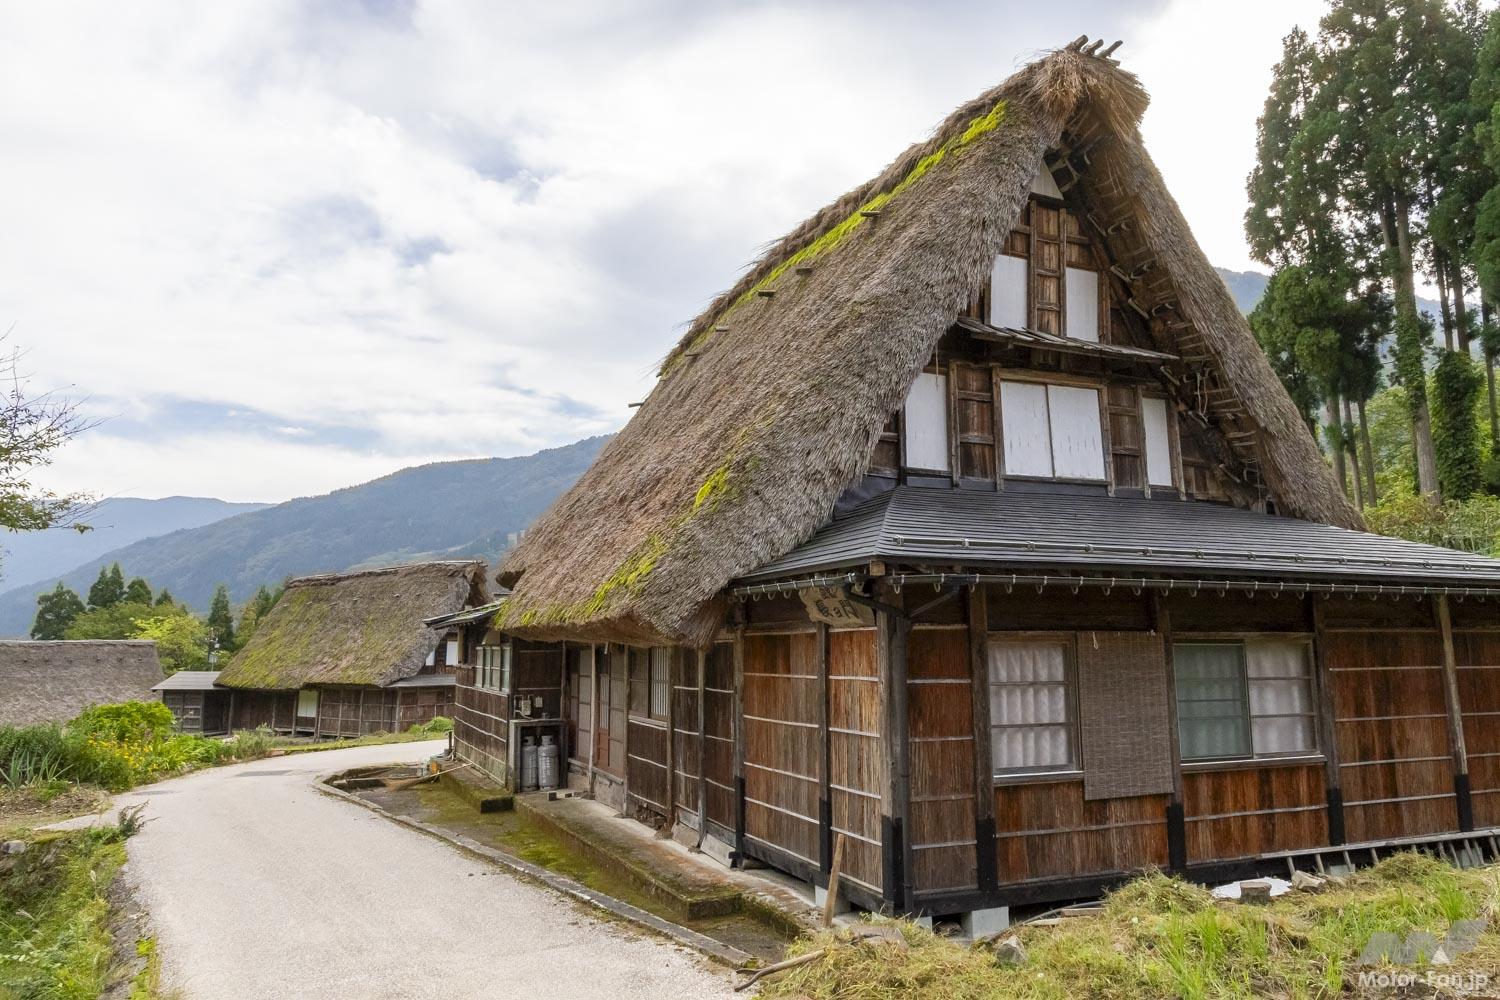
[{"left": 761, "top": 857, "right": 1500, "bottom": 1000}]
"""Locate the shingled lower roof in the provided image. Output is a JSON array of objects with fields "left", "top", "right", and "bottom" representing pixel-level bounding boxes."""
[
  {"left": 216, "top": 561, "right": 486, "bottom": 690},
  {"left": 496, "top": 43, "right": 1357, "bottom": 647},
  {"left": 0, "top": 640, "right": 163, "bottom": 726},
  {"left": 739, "top": 486, "right": 1500, "bottom": 589}
]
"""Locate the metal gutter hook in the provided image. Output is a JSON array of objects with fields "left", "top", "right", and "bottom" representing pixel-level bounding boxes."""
[{"left": 1006, "top": 574, "right": 1016, "bottom": 595}]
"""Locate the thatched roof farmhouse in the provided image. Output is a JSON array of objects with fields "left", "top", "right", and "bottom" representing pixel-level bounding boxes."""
[
  {"left": 0, "top": 640, "right": 163, "bottom": 726},
  {"left": 460, "top": 41, "right": 1500, "bottom": 928},
  {"left": 218, "top": 561, "right": 487, "bottom": 690}
]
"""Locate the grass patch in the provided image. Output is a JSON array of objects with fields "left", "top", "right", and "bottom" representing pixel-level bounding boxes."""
[
  {"left": 0, "top": 816, "right": 139, "bottom": 1000},
  {"left": 760, "top": 859, "right": 1500, "bottom": 999}
]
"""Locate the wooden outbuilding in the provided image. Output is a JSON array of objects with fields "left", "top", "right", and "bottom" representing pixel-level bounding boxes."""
[
  {"left": 457, "top": 40, "right": 1500, "bottom": 929},
  {"left": 0, "top": 640, "right": 164, "bottom": 726},
  {"left": 215, "top": 561, "right": 486, "bottom": 737},
  {"left": 153, "top": 670, "right": 230, "bottom": 735}
]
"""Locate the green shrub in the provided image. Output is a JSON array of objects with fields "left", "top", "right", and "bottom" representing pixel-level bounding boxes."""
[
  {"left": 220, "top": 725, "right": 282, "bottom": 760},
  {"left": 424, "top": 716, "right": 454, "bottom": 733},
  {"left": 71, "top": 701, "right": 175, "bottom": 743}
]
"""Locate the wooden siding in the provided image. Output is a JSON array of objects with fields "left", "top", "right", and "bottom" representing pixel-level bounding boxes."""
[
  {"left": 162, "top": 690, "right": 229, "bottom": 735},
  {"left": 703, "top": 642, "right": 736, "bottom": 836},
  {"left": 228, "top": 690, "right": 296, "bottom": 733},
  {"left": 742, "top": 632, "right": 821, "bottom": 867},
  {"left": 455, "top": 665, "right": 509, "bottom": 783},
  {"left": 394, "top": 686, "right": 453, "bottom": 730},
  {"left": 1325, "top": 630, "right": 1459, "bottom": 841},
  {"left": 673, "top": 651, "right": 702, "bottom": 830},
  {"left": 994, "top": 780, "right": 1168, "bottom": 882},
  {"left": 568, "top": 646, "right": 591, "bottom": 767},
  {"left": 907, "top": 627, "right": 979, "bottom": 893},
  {"left": 627, "top": 714, "right": 671, "bottom": 817},
  {"left": 1455, "top": 631, "right": 1500, "bottom": 827},
  {"left": 1182, "top": 764, "right": 1326, "bottom": 862},
  {"left": 829, "top": 628, "right": 884, "bottom": 891}
]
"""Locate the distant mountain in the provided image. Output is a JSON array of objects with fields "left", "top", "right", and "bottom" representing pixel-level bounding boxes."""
[
  {"left": 0, "top": 436, "right": 610, "bottom": 637},
  {"left": 1215, "top": 266, "right": 1444, "bottom": 320},
  {"left": 2, "top": 496, "right": 268, "bottom": 592}
]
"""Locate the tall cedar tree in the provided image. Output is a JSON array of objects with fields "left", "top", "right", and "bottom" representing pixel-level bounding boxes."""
[
  {"left": 30, "top": 582, "right": 84, "bottom": 640},
  {"left": 87, "top": 562, "right": 125, "bottom": 609},
  {"left": 206, "top": 584, "right": 235, "bottom": 650},
  {"left": 154, "top": 588, "right": 175, "bottom": 607},
  {"left": 1470, "top": 7, "right": 1500, "bottom": 453},
  {"left": 1251, "top": 2, "right": 1471, "bottom": 498},
  {"left": 1432, "top": 351, "right": 1484, "bottom": 499},
  {"left": 1249, "top": 267, "right": 1384, "bottom": 508}
]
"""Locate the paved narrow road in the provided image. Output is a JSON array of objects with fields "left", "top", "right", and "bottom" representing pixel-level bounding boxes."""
[{"left": 105, "top": 741, "right": 736, "bottom": 1000}]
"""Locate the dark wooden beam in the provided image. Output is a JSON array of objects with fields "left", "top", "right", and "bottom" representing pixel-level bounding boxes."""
[
  {"left": 967, "top": 584, "right": 998, "bottom": 891},
  {"left": 1309, "top": 597, "right": 1346, "bottom": 844}
]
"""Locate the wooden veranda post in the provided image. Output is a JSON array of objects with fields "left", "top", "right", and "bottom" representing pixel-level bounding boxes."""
[
  {"left": 817, "top": 622, "right": 832, "bottom": 874},
  {"left": 1151, "top": 593, "right": 1186, "bottom": 870},
  {"left": 967, "top": 584, "right": 997, "bottom": 891}
]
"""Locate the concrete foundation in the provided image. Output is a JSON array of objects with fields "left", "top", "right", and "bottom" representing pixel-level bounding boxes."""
[{"left": 960, "top": 906, "right": 1010, "bottom": 939}]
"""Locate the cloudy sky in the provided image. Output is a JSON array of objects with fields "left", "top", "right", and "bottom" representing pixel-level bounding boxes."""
[{"left": 2, "top": 0, "right": 1325, "bottom": 504}]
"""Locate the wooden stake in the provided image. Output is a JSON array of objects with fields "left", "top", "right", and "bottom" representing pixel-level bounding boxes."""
[
  {"left": 733, "top": 950, "right": 826, "bottom": 992},
  {"left": 822, "top": 833, "right": 847, "bottom": 928}
]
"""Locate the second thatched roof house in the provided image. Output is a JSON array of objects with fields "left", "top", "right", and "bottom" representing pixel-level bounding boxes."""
[
  {"left": 215, "top": 561, "right": 487, "bottom": 738},
  {"left": 462, "top": 38, "right": 1500, "bottom": 934},
  {"left": 0, "top": 640, "right": 163, "bottom": 726}
]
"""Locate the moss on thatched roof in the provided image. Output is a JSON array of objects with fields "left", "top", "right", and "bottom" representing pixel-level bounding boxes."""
[
  {"left": 0, "top": 641, "right": 163, "bottom": 726},
  {"left": 216, "top": 561, "right": 486, "bottom": 690},
  {"left": 497, "top": 42, "right": 1357, "bottom": 647}
]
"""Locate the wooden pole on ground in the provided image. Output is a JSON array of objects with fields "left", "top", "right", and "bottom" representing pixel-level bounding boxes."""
[{"left": 822, "top": 833, "right": 847, "bottom": 928}]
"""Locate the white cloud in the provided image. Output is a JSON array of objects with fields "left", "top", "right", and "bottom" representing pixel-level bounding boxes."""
[{"left": 0, "top": 1, "right": 1322, "bottom": 503}]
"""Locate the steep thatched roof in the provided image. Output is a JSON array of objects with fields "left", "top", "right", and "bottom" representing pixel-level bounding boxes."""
[
  {"left": 497, "top": 41, "right": 1357, "bottom": 647},
  {"left": 0, "top": 640, "right": 163, "bottom": 726},
  {"left": 217, "top": 561, "right": 486, "bottom": 690}
]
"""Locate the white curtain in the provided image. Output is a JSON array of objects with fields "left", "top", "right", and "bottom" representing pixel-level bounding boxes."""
[
  {"left": 989, "top": 642, "right": 1071, "bottom": 771},
  {"left": 1247, "top": 639, "right": 1315, "bottom": 754},
  {"left": 1174, "top": 643, "right": 1250, "bottom": 760}
]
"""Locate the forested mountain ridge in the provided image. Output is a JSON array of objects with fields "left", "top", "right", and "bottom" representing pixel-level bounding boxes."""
[{"left": 0, "top": 436, "right": 609, "bottom": 636}]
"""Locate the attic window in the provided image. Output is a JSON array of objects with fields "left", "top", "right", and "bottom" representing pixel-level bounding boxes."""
[
  {"left": 1000, "top": 381, "right": 1104, "bottom": 481},
  {"left": 902, "top": 372, "right": 950, "bottom": 473},
  {"left": 1142, "top": 396, "right": 1175, "bottom": 488},
  {"left": 990, "top": 255, "right": 1027, "bottom": 329},
  {"left": 1064, "top": 267, "right": 1100, "bottom": 342}
]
